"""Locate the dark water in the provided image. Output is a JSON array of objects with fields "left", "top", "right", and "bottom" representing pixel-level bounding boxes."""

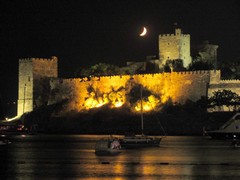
[{"left": 1, "top": 135, "right": 240, "bottom": 180}]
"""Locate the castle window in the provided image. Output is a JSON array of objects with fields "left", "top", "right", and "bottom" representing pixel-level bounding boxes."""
[
  {"left": 28, "top": 76, "right": 30, "bottom": 81},
  {"left": 168, "top": 43, "right": 170, "bottom": 45}
]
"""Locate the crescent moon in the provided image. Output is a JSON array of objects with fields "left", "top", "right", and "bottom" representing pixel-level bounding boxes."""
[{"left": 140, "top": 27, "right": 147, "bottom": 36}]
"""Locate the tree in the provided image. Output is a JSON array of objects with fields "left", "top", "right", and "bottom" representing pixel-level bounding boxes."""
[
  {"left": 78, "top": 63, "right": 122, "bottom": 77},
  {"left": 164, "top": 59, "right": 185, "bottom": 72},
  {"left": 209, "top": 89, "right": 240, "bottom": 111},
  {"left": 188, "top": 61, "right": 214, "bottom": 71},
  {"left": 219, "top": 59, "right": 240, "bottom": 80}
]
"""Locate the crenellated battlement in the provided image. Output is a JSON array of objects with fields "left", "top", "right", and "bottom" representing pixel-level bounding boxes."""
[
  {"left": 61, "top": 70, "right": 211, "bottom": 82},
  {"left": 32, "top": 56, "right": 58, "bottom": 62},
  {"left": 220, "top": 79, "right": 240, "bottom": 83},
  {"left": 171, "top": 70, "right": 210, "bottom": 75},
  {"left": 19, "top": 56, "right": 58, "bottom": 63},
  {"left": 159, "top": 34, "right": 190, "bottom": 38},
  {"left": 62, "top": 70, "right": 212, "bottom": 82},
  {"left": 159, "top": 34, "right": 175, "bottom": 37}
]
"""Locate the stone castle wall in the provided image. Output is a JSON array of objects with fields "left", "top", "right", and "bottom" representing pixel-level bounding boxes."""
[
  {"left": 32, "top": 57, "right": 58, "bottom": 79},
  {"left": 17, "top": 57, "right": 58, "bottom": 116},
  {"left": 208, "top": 71, "right": 240, "bottom": 111},
  {"left": 17, "top": 55, "right": 240, "bottom": 116},
  {"left": 49, "top": 70, "right": 211, "bottom": 114},
  {"left": 208, "top": 71, "right": 240, "bottom": 95},
  {"left": 18, "top": 59, "right": 34, "bottom": 116},
  {"left": 209, "top": 80, "right": 240, "bottom": 95}
]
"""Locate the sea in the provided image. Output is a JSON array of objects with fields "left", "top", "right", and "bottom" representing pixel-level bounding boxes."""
[{"left": 1, "top": 135, "right": 240, "bottom": 180}]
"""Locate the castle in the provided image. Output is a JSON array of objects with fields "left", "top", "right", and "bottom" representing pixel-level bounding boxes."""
[
  {"left": 159, "top": 28, "right": 191, "bottom": 68},
  {"left": 18, "top": 57, "right": 58, "bottom": 115},
  {"left": 17, "top": 29, "right": 240, "bottom": 116}
]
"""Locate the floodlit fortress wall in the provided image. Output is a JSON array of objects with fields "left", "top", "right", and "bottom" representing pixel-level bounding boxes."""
[
  {"left": 207, "top": 71, "right": 240, "bottom": 111},
  {"left": 48, "top": 71, "right": 211, "bottom": 113},
  {"left": 17, "top": 56, "right": 240, "bottom": 116},
  {"left": 209, "top": 73, "right": 240, "bottom": 95}
]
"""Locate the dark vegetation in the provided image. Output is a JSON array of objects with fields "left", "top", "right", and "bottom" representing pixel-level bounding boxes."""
[{"left": 21, "top": 97, "right": 236, "bottom": 136}]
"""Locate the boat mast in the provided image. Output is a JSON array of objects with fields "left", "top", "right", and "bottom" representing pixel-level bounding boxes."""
[{"left": 140, "top": 86, "right": 144, "bottom": 135}]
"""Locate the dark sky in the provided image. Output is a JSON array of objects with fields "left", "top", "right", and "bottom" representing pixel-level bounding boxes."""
[{"left": 0, "top": 0, "right": 239, "bottom": 116}]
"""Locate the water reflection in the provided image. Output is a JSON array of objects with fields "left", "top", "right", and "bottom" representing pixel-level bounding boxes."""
[{"left": 1, "top": 135, "right": 240, "bottom": 179}]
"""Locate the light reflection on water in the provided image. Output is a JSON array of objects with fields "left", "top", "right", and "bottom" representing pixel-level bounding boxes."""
[{"left": 1, "top": 135, "right": 240, "bottom": 179}]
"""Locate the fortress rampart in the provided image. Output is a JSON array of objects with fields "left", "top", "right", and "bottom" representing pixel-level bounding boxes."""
[
  {"left": 17, "top": 56, "right": 240, "bottom": 116},
  {"left": 48, "top": 70, "right": 211, "bottom": 114},
  {"left": 207, "top": 72, "right": 240, "bottom": 111},
  {"left": 209, "top": 77, "right": 240, "bottom": 96},
  {"left": 159, "top": 34, "right": 190, "bottom": 38}
]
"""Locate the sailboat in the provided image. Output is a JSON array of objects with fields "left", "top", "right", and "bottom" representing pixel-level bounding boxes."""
[{"left": 119, "top": 86, "right": 162, "bottom": 148}]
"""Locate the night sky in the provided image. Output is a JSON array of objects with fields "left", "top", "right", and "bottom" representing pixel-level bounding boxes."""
[{"left": 0, "top": 0, "right": 239, "bottom": 116}]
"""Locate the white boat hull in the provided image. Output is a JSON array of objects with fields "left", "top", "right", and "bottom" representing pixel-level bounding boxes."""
[
  {"left": 119, "top": 135, "right": 161, "bottom": 148},
  {"left": 206, "top": 113, "right": 240, "bottom": 139}
]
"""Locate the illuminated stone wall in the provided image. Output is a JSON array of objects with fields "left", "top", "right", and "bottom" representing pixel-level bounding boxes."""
[
  {"left": 18, "top": 59, "right": 33, "bottom": 116},
  {"left": 18, "top": 57, "right": 240, "bottom": 115},
  {"left": 17, "top": 57, "right": 58, "bottom": 116},
  {"left": 208, "top": 70, "right": 240, "bottom": 111},
  {"left": 49, "top": 70, "right": 211, "bottom": 114},
  {"left": 208, "top": 70, "right": 240, "bottom": 96},
  {"left": 159, "top": 28, "right": 191, "bottom": 68}
]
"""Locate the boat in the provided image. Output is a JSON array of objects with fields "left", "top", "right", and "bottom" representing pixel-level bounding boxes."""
[
  {"left": 95, "top": 137, "right": 122, "bottom": 156},
  {"left": 119, "top": 86, "right": 162, "bottom": 148},
  {"left": 119, "top": 134, "right": 161, "bottom": 148},
  {"left": 205, "top": 113, "right": 240, "bottom": 139}
]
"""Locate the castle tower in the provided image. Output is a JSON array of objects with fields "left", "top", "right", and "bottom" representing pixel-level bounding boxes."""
[
  {"left": 17, "top": 56, "right": 58, "bottom": 116},
  {"left": 195, "top": 41, "right": 219, "bottom": 69},
  {"left": 159, "top": 28, "right": 191, "bottom": 68}
]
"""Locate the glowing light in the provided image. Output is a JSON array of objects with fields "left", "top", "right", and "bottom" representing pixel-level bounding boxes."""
[
  {"left": 57, "top": 73, "right": 183, "bottom": 114},
  {"left": 134, "top": 94, "right": 161, "bottom": 112},
  {"left": 82, "top": 88, "right": 126, "bottom": 110},
  {"left": 143, "top": 104, "right": 151, "bottom": 111},
  {"left": 114, "top": 101, "right": 123, "bottom": 108},
  {"left": 3, "top": 115, "right": 21, "bottom": 122}
]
